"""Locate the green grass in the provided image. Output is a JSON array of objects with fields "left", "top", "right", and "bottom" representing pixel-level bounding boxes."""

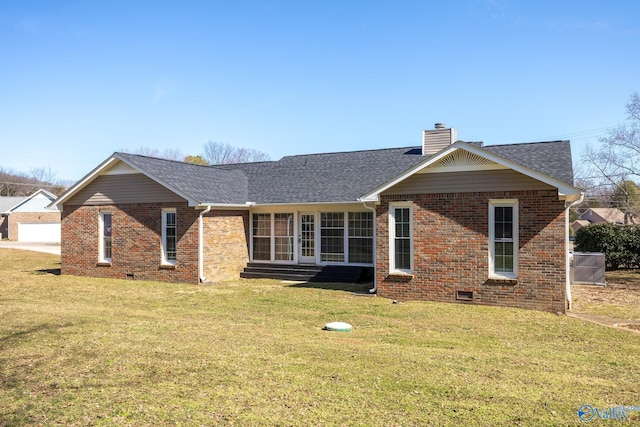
[{"left": 1, "top": 250, "right": 640, "bottom": 426}]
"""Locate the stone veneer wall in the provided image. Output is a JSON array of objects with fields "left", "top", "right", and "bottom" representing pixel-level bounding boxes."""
[
  {"left": 61, "top": 202, "right": 199, "bottom": 284},
  {"left": 202, "top": 210, "right": 250, "bottom": 282},
  {"left": 376, "top": 190, "right": 567, "bottom": 313}
]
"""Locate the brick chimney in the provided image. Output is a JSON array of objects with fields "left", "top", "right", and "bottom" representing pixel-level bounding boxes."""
[{"left": 422, "top": 123, "right": 457, "bottom": 155}]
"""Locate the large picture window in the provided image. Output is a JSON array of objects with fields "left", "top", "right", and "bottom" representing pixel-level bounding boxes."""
[
  {"left": 250, "top": 211, "right": 374, "bottom": 265},
  {"left": 162, "top": 209, "right": 177, "bottom": 265},
  {"left": 99, "top": 212, "right": 112, "bottom": 263},
  {"left": 489, "top": 200, "right": 518, "bottom": 279},
  {"left": 252, "top": 213, "right": 295, "bottom": 262},
  {"left": 389, "top": 203, "right": 412, "bottom": 273}
]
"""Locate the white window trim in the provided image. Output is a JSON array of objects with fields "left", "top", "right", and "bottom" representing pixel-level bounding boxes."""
[
  {"left": 488, "top": 199, "right": 519, "bottom": 279},
  {"left": 162, "top": 208, "right": 177, "bottom": 265},
  {"left": 389, "top": 202, "right": 413, "bottom": 274},
  {"left": 98, "top": 211, "right": 112, "bottom": 263}
]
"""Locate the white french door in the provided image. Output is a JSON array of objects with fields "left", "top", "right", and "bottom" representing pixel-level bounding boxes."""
[{"left": 299, "top": 212, "right": 316, "bottom": 264}]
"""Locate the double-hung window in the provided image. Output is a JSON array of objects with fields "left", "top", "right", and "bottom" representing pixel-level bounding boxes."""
[
  {"left": 320, "top": 212, "right": 345, "bottom": 262},
  {"left": 389, "top": 203, "right": 413, "bottom": 273},
  {"left": 99, "top": 212, "right": 112, "bottom": 263},
  {"left": 489, "top": 199, "right": 518, "bottom": 279},
  {"left": 162, "top": 209, "right": 177, "bottom": 265}
]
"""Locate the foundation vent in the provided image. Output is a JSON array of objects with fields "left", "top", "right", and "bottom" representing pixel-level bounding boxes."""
[{"left": 456, "top": 290, "right": 474, "bottom": 301}]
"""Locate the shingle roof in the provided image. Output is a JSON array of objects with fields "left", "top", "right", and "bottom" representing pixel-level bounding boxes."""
[
  {"left": 114, "top": 139, "right": 575, "bottom": 205},
  {"left": 230, "top": 147, "right": 425, "bottom": 203},
  {"left": 117, "top": 153, "right": 249, "bottom": 205},
  {"left": 483, "top": 140, "right": 573, "bottom": 185}
]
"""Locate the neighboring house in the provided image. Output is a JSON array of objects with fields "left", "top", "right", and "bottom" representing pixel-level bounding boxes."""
[
  {"left": 571, "top": 207, "right": 638, "bottom": 234},
  {"left": 583, "top": 207, "right": 636, "bottom": 225},
  {"left": 0, "top": 189, "right": 61, "bottom": 242},
  {"left": 54, "top": 125, "right": 583, "bottom": 313},
  {"left": 570, "top": 219, "right": 590, "bottom": 236}
]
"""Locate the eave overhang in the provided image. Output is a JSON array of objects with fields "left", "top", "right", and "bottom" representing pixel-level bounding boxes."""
[
  {"left": 54, "top": 153, "right": 201, "bottom": 209},
  {"left": 359, "top": 141, "right": 583, "bottom": 203}
]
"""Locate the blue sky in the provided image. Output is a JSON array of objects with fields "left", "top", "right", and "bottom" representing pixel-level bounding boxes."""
[{"left": 1, "top": 0, "right": 639, "bottom": 182}]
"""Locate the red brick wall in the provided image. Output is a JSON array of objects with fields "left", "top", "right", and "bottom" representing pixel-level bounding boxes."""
[
  {"left": 61, "top": 203, "right": 200, "bottom": 284},
  {"left": 376, "top": 190, "right": 567, "bottom": 313},
  {"left": 202, "top": 210, "right": 250, "bottom": 281},
  {"left": 8, "top": 212, "right": 61, "bottom": 241}
]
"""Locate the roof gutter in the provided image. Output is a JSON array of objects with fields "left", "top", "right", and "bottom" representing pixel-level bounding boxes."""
[
  {"left": 565, "top": 191, "right": 585, "bottom": 311},
  {"left": 198, "top": 205, "right": 212, "bottom": 283},
  {"left": 362, "top": 201, "right": 378, "bottom": 294},
  {"left": 195, "top": 202, "right": 255, "bottom": 209}
]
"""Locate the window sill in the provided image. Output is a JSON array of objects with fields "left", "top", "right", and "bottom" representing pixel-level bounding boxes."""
[
  {"left": 386, "top": 271, "right": 414, "bottom": 282},
  {"left": 487, "top": 276, "right": 518, "bottom": 285},
  {"left": 160, "top": 263, "right": 176, "bottom": 270},
  {"left": 96, "top": 262, "right": 111, "bottom": 267}
]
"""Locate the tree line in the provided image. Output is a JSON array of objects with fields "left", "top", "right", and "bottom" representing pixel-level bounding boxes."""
[
  {"left": 0, "top": 167, "right": 70, "bottom": 197},
  {"left": 576, "top": 91, "right": 640, "bottom": 225}
]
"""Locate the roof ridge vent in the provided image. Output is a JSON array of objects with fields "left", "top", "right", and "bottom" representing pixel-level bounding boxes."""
[{"left": 423, "top": 123, "right": 457, "bottom": 155}]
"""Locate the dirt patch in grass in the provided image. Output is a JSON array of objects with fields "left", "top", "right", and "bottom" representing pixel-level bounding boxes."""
[{"left": 571, "top": 269, "right": 640, "bottom": 325}]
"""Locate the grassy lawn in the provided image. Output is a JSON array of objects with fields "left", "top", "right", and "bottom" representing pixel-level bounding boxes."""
[{"left": 2, "top": 250, "right": 640, "bottom": 426}]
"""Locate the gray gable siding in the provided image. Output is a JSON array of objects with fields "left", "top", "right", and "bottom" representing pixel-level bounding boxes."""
[
  {"left": 65, "top": 174, "right": 186, "bottom": 205},
  {"left": 383, "top": 169, "right": 555, "bottom": 196}
]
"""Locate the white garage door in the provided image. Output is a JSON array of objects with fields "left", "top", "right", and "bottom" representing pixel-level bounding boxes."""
[{"left": 18, "top": 223, "right": 61, "bottom": 243}]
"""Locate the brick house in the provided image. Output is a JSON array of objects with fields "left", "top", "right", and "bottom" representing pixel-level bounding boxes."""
[
  {"left": 54, "top": 125, "right": 583, "bottom": 312},
  {"left": 0, "top": 189, "right": 60, "bottom": 242}
]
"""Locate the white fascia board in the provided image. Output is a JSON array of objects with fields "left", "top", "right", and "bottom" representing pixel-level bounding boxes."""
[
  {"left": 246, "top": 200, "right": 366, "bottom": 208},
  {"left": 11, "top": 189, "right": 58, "bottom": 211},
  {"left": 196, "top": 203, "right": 252, "bottom": 210},
  {"left": 53, "top": 155, "right": 121, "bottom": 209},
  {"left": 112, "top": 153, "right": 200, "bottom": 206},
  {"left": 360, "top": 141, "right": 582, "bottom": 202},
  {"left": 54, "top": 153, "right": 200, "bottom": 209}
]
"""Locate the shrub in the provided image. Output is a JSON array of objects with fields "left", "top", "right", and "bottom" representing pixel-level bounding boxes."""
[{"left": 575, "top": 223, "right": 640, "bottom": 269}]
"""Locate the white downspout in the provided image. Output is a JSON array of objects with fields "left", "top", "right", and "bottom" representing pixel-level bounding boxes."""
[
  {"left": 565, "top": 193, "right": 585, "bottom": 311},
  {"left": 363, "top": 202, "right": 377, "bottom": 294},
  {"left": 199, "top": 205, "right": 212, "bottom": 283}
]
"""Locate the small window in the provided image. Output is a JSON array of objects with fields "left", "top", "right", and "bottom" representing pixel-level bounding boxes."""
[
  {"left": 162, "top": 209, "right": 177, "bottom": 265},
  {"left": 389, "top": 203, "right": 413, "bottom": 273},
  {"left": 489, "top": 200, "right": 518, "bottom": 279},
  {"left": 99, "top": 212, "right": 112, "bottom": 263}
]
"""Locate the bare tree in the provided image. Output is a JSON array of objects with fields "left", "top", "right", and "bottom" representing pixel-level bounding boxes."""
[
  {"left": 0, "top": 166, "right": 67, "bottom": 196},
  {"left": 583, "top": 92, "right": 640, "bottom": 223},
  {"left": 203, "top": 141, "right": 270, "bottom": 165},
  {"left": 30, "top": 166, "right": 57, "bottom": 184},
  {"left": 119, "top": 146, "right": 184, "bottom": 161}
]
